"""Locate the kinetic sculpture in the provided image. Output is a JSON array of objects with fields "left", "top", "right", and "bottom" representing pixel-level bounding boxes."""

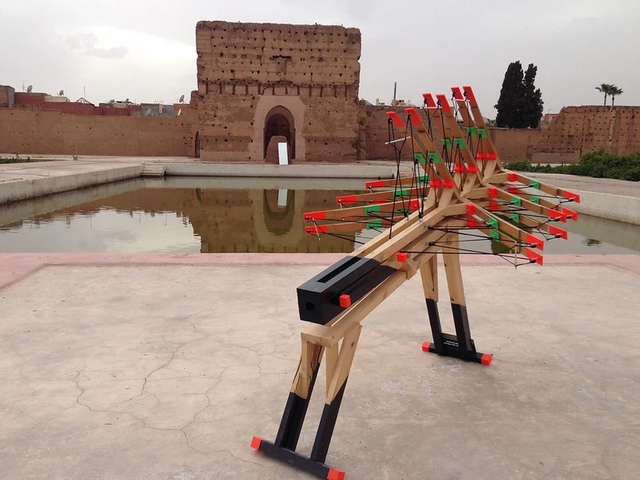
[{"left": 251, "top": 86, "right": 580, "bottom": 479}]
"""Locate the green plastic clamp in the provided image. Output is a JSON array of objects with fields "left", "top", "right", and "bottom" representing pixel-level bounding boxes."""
[
  {"left": 428, "top": 152, "right": 442, "bottom": 163},
  {"left": 364, "top": 205, "right": 381, "bottom": 214},
  {"left": 454, "top": 137, "right": 467, "bottom": 149}
]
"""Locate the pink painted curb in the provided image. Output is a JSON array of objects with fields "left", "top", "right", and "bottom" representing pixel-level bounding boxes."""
[{"left": 1, "top": 253, "right": 638, "bottom": 292}]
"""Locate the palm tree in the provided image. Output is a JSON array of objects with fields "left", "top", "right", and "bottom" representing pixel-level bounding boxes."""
[
  {"left": 595, "top": 83, "right": 613, "bottom": 106},
  {"left": 610, "top": 85, "right": 623, "bottom": 108}
]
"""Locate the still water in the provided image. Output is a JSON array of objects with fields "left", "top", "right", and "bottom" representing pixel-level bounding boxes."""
[{"left": 0, "top": 177, "right": 638, "bottom": 255}]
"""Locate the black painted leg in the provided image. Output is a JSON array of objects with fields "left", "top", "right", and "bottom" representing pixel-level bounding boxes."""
[{"left": 422, "top": 301, "right": 492, "bottom": 365}]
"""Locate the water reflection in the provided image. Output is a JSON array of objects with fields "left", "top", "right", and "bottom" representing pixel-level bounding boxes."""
[{"left": 0, "top": 177, "right": 638, "bottom": 255}]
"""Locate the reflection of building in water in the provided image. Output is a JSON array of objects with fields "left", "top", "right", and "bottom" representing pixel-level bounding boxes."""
[{"left": 38, "top": 188, "right": 357, "bottom": 253}]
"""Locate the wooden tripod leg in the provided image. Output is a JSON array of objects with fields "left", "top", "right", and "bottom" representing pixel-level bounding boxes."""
[
  {"left": 418, "top": 234, "right": 491, "bottom": 364},
  {"left": 443, "top": 233, "right": 474, "bottom": 357},
  {"left": 273, "top": 340, "right": 324, "bottom": 450},
  {"left": 420, "top": 255, "right": 446, "bottom": 352},
  {"left": 310, "top": 323, "right": 362, "bottom": 463}
]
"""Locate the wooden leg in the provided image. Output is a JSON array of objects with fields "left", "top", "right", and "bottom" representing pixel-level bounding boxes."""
[
  {"left": 420, "top": 234, "right": 491, "bottom": 365},
  {"left": 274, "top": 341, "right": 324, "bottom": 451},
  {"left": 310, "top": 323, "right": 362, "bottom": 463},
  {"left": 420, "top": 255, "right": 446, "bottom": 353}
]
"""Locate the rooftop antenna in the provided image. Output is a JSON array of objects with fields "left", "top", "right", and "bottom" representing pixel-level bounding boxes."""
[
  {"left": 58, "top": 89, "right": 64, "bottom": 96},
  {"left": 393, "top": 81, "right": 397, "bottom": 104},
  {"left": 179, "top": 94, "right": 185, "bottom": 103},
  {"left": 27, "top": 85, "right": 33, "bottom": 93}
]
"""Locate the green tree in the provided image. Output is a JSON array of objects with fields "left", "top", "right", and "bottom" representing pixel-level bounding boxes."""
[
  {"left": 595, "top": 83, "right": 612, "bottom": 106},
  {"left": 495, "top": 61, "right": 525, "bottom": 128},
  {"left": 495, "top": 61, "right": 543, "bottom": 128},
  {"left": 522, "top": 63, "right": 544, "bottom": 128},
  {"left": 610, "top": 85, "right": 623, "bottom": 107}
]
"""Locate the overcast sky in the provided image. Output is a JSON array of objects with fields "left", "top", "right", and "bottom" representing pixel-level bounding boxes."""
[{"left": 1, "top": 0, "right": 638, "bottom": 117}]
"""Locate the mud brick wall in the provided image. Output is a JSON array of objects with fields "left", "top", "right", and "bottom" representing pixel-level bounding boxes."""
[
  {"left": 533, "top": 106, "right": 640, "bottom": 162},
  {"left": 194, "top": 21, "right": 361, "bottom": 162},
  {"left": 0, "top": 109, "right": 191, "bottom": 156}
]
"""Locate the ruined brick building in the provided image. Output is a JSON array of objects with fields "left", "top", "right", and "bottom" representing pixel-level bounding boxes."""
[{"left": 192, "top": 21, "right": 362, "bottom": 162}]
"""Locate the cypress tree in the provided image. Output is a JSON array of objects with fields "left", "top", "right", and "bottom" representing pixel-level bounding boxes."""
[
  {"left": 495, "top": 61, "right": 525, "bottom": 128},
  {"left": 495, "top": 61, "right": 543, "bottom": 128},
  {"left": 522, "top": 64, "right": 544, "bottom": 128}
]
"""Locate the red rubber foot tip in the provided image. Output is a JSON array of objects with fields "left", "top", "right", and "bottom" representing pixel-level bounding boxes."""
[
  {"left": 480, "top": 354, "right": 493, "bottom": 366},
  {"left": 327, "top": 468, "right": 346, "bottom": 480},
  {"left": 421, "top": 342, "right": 431, "bottom": 352},
  {"left": 250, "top": 436, "right": 262, "bottom": 450}
]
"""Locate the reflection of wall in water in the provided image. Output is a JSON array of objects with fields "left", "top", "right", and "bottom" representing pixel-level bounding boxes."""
[{"left": 48, "top": 188, "right": 355, "bottom": 253}]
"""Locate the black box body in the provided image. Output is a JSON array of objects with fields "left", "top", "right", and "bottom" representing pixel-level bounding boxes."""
[{"left": 297, "top": 255, "right": 395, "bottom": 325}]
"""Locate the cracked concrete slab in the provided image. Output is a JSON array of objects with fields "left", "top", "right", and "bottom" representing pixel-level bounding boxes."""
[{"left": 0, "top": 257, "right": 639, "bottom": 479}]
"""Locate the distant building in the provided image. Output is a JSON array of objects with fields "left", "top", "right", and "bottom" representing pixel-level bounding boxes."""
[{"left": 0, "top": 85, "right": 15, "bottom": 107}]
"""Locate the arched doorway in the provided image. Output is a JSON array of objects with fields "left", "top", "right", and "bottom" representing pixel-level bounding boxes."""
[
  {"left": 195, "top": 132, "right": 201, "bottom": 158},
  {"left": 264, "top": 106, "right": 295, "bottom": 160}
]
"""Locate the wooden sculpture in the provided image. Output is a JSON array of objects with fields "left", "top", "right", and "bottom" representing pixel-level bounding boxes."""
[{"left": 251, "top": 86, "right": 580, "bottom": 479}]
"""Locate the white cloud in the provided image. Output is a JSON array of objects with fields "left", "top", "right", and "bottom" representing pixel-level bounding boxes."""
[{"left": 1, "top": 0, "right": 638, "bottom": 115}]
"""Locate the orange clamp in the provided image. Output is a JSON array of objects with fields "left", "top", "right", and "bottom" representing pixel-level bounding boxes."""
[
  {"left": 436, "top": 94, "right": 451, "bottom": 112},
  {"left": 451, "top": 86, "right": 463, "bottom": 100},
  {"left": 386, "top": 111, "right": 405, "bottom": 129},
  {"left": 508, "top": 172, "right": 517, "bottom": 182},
  {"left": 396, "top": 252, "right": 408, "bottom": 263},
  {"left": 466, "top": 204, "right": 476, "bottom": 216},
  {"left": 327, "top": 468, "right": 346, "bottom": 480},
  {"left": 563, "top": 190, "right": 581, "bottom": 203},
  {"left": 462, "top": 86, "right": 476, "bottom": 103},
  {"left": 250, "top": 436, "right": 262, "bottom": 450},
  {"left": 336, "top": 195, "right": 357, "bottom": 204},
  {"left": 548, "top": 225, "right": 568, "bottom": 239},
  {"left": 526, "top": 233, "right": 544, "bottom": 251},
  {"left": 422, "top": 93, "right": 437, "bottom": 109},
  {"left": 548, "top": 209, "right": 567, "bottom": 222},
  {"left": 561, "top": 207, "right": 578, "bottom": 221},
  {"left": 304, "top": 211, "right": 326, "bottom": 221},
  {"left": 365, "top": 180, "right": 387, "bottom": 189},
  {"left": 339, "top": 294, "right": 351, "bottom": 308},
  {"left": 525, "top": 248, "right": 544, "bottom": 265},
  {"left": 404, "top": 107, "right": 423, "bottom": 125}
]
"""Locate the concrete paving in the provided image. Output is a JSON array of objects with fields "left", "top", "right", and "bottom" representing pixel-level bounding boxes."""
[{"left": 1, "top": 253, "right": 639, "bottom": 479}]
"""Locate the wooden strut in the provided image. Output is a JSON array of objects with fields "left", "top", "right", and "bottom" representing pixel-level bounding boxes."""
[{"left": 252, "top": 86, "right": 581, "bottom": 479}]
